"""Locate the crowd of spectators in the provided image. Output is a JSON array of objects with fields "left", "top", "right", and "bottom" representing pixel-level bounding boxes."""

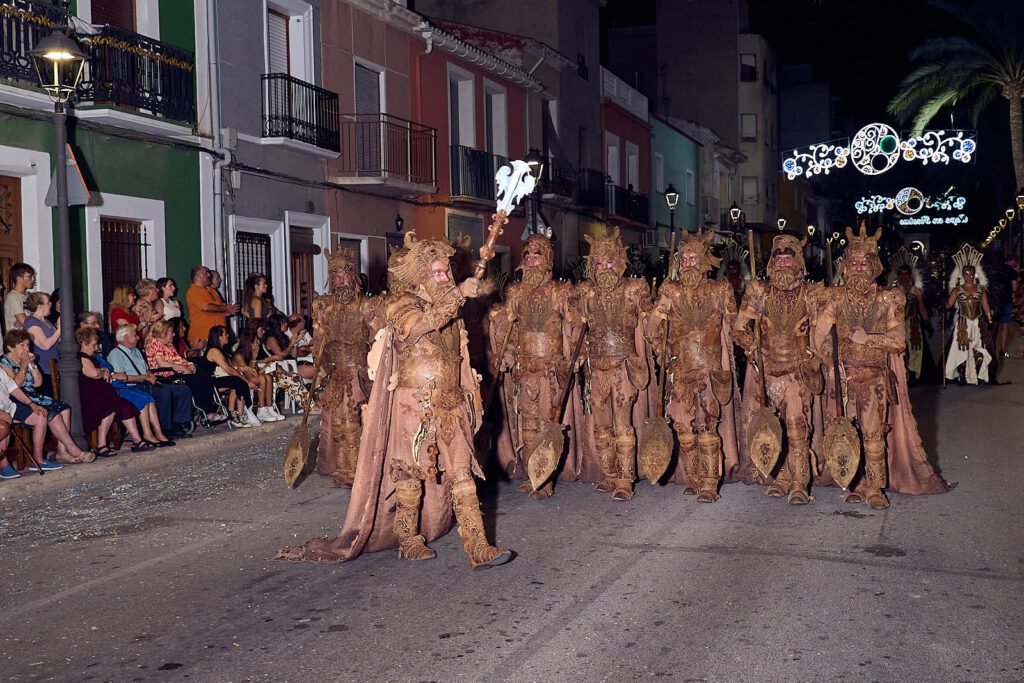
[{"left": 0, "top": 261, "right": 312, "bottom": 480}]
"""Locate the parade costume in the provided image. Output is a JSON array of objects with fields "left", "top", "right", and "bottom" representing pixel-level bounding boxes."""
[
  {"left": 815, "top": 226, "right": 955, "bottom": 508},
  {"left": 649, "top": 230, "right": 740, "bottom": 502},
  {"left": 887, "top": 248, "right": 928, "bottom": 379},
  {"left": 575, "top": 228, "right": 655, "bottom": 501},
  {"left": 277, "top": 234, "right": 510, "bottom": 568},
  {"left": 734, "top": 234, "right": 822, "bottom": 504},
  {"left": 492, "top": 235, "right": 579, "bottom": 498},
  {"left": 944, "top": 245, "right": 992, "bottom": 385},
  {"left": 311, "top": 248, "right": 375, "bottom": 486}
]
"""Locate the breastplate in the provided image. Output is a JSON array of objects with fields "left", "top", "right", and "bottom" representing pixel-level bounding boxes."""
[
  {"left": 517, "top": 287, "right": 563, "bottom": 359},
  {"left": 588, "top": 289, "right": 638, "bottom": 357},
  {"left": 396, "top": 323, "right": 462, "bottom": 389},
  {"left": 838, "top": 291, "right": 887, "bottom": 367},
  {"left": 668, "top": 288, "right": 722, "bottom": 371},
  {"left": 760, "top": 285, "right": 810, "bottom": 365},
  {"left": 958, "top": 291, "right": 982, "bottom": 319}
]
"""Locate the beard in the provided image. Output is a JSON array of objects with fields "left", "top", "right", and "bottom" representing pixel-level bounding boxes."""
[
  {"left": 678, "top": 267, "right": 704, "bottom": 289},
  {"left": 521, "top": 266, "right": 548, "bottom": 290},
  {"left": 334, "top": 282, "right": 356, "bottom": 304},
  {"left": 846, "top": 272, "right": 873, "bottom": 293},
  {"left": 424, "top": 275, "right": 455, "bottom": 301},
  {"left": 768, "top": 266, "right": 800, "bottom": 289},
  {"left": 594, "top": 270, "right": 620, "bottom": 292}
]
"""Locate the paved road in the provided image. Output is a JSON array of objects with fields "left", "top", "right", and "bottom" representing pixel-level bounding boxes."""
[{"left": 2, "top": 361, "right": 1023, "bottom": 682}]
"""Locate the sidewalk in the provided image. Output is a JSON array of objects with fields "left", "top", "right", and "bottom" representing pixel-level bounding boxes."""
[{"left": 0, "top": 414, "right": 311, "bottom": 503}]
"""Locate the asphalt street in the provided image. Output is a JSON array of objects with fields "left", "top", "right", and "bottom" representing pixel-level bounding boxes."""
[{"left": 2, "top": 358, "right": 1023, "bottom": 682}]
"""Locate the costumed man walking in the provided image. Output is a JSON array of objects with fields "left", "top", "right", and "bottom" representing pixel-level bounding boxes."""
[
  {"left": 492, "top": 234, "right": 578, "bottom": 499},
  {"left": 814, "top": 225, "right": 955, "bottom": 508},
  {"left": 888, "top": 248, "right": 929, "bottom": 381},
  {"left": 648, "top": 230, "right": 739, "bottom": 502},
  {"left": 576, "top": 227, "right": 654, "bottom": 501},
  {"left": 734, "top": 234, "right": 822, "bottom": 504},
  {"left": 311, "top": 248, "right": 376, "bottom": 486},
  {"left": 944, "top": 245, "right": 993, "bottom": 385},
  {"left": 277, "top": 234, "right": 511, "bottom": 569}
]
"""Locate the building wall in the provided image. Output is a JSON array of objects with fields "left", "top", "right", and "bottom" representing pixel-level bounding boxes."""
[
  {"left": 737, "top": 33, "right": 778, "bottom": 226},
  {"left": 650, "top": 116, "right": 700, "bottom": 233}
]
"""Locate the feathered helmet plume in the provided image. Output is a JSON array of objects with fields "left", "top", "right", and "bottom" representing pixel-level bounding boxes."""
[
  {"left": 948, "top": 243, "right": 987, "bottom": 290},
  {"left": 887, "top": 246, "right": 924, "bottom": 290},
  {"left": 716, "top": 239, "right": 751, "bottom": 282}
]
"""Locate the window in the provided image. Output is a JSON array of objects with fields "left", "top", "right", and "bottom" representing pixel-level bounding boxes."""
[
  {"left": 267, "top": 9, "right": 290, "bottom": 74},
  {"left": 686, "top": 169, "right": 696, "bottom": 206},
  {"left": 91, "top": 0, "right": 135, "bottom": 30},
  {"left": 448, "top": 67, "right": 475, "bottom": 148},
  {"left": 625, "top": 141, "right": 640, "bottom": 191},
  {"left": 740, "top": 53, "right": 757, "bottom": 82},
  {"left": 654, "top": 153, "right": 665, "bottom": 198},
  {"left": 265, "top": 1, "right": 312, "bottom": 82},
  {"left": 542, "top": 97, "right": 559, "bottom": 156},
  {"left": 484, "top": 82, "right": 508, "bottom": 158},
  {"left": 741, "top": 176, "right": 758, "bottom": 204},
  {"left": 605, "top": 132, "right": 620, "bottom": 185},
  {"left": 100, "top": 217, "right": 147, "bottom": 308},
  {"left": 235, "top": 231, "right": 273, "bottom": 303},
  {"left": 354, "top": 63, "right": 382, "bottom": 172},
  {"left": 741, "top": 114, "right": 757, "bottom": 142}
]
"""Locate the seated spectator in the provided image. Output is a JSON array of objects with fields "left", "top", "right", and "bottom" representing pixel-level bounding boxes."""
[
  {"left": 4, "top": 262, "right": 35, "bottom": 332},
  {"left": 232, "top": 328, "right": 279, "bottom": 424},
  {"left": 145, "top": 320, "right": 227, "bottom": 425},
  {"left": 0, "top": 409, "right": 17, "bottom": 479},
  {"left": 169, "top": 317, "right": 192, "bottom": 357},
  {"left": 266, "top": 313, "right": 317, "bottom": 382},
  {"left": 107, "top": 324, "right": 194, "bottom": 439},
  {"left": 205, "top": 325, "right": 258, "bottom": 428},
  {"left": 0, "top": 368, "right": 64, "bottom": 475},
  {"left": 77, "top": 311, "right": 115, "bottom": 357},
  {"left": 286, "top": 313, "right": 313, "bottom": 355},
  {"left": 92, "top": 338, "right": 174, "bottom": 448},
  {"left": 1, "top": 329, "right": 92, "bottom": 464},
  {"left": 22, "top": 291, "right": 60, "bottom": 396},
  {"left": 77, "top": 327, "right": 152, "bottom": 456},
  {"left": 109, "top": 285, "right": 141, "bottom": 330},
  {"left": 157, "top": 277, "right": 182, "bottom": 320},
  {"left": 133, "top": 279, "right": 163, "bottom": 337}
]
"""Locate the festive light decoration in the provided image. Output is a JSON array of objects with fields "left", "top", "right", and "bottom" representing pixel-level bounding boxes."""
[
  {"left": 782, "top": 124, "right": 976, "bottom": 179},
  {"left": 855, "top": 187, "right": 967, "bottom": 215},
  {"left": 897, "top": 213, "right": 968, "bottom": 227},
  {"left": 894, "top": 187, "right": 925, "bottom": 215}
]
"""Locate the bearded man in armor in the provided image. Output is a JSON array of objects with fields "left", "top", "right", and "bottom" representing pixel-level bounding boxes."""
[
  {"left": 814, "top": 225, "right": 955, "bottom": 508},
  {"left": 576, "top": 227, "right": 654, "bottom": 501},
  {"left": 649, "top": 230, "right": 738, "bottom": 502},
  {"left": 734, "top": 234, "right": 821, "bottom": 504},
  {"left": 312, "top": 248, "right": 375, "bottom": 486},
  {"left": 492, "top": 234, "right": 577, "bottom": 499}
]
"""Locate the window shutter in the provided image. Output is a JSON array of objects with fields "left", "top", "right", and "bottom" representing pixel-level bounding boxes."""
[
  {"left": 354, "top": 64, "right": 381, "bottom": 115},
  {"left": 91, "top": 0, "right": 135, "bottom": 30},
  {"left": 267, "top": 10, "right": 290, "bottom": 75}
]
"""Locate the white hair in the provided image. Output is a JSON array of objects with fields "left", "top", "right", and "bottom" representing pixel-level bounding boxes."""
[{"left": 115, "top": 323, "right": 138, "bottom": 344}]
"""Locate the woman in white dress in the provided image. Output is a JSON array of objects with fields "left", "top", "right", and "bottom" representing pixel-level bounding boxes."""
[
  {"left": 157, "top": 277, "right": 182, "bottom": 320},
  {"left": 945, "top": 263, "right": 992, "bottom": 385}
]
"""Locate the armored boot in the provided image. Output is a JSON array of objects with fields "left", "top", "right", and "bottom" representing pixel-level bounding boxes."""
[
  {"left": 594, "top": 427, "right": 617, "bottom": 493},
  {"left": 677, "top": 432, "right": 700, "bottom": 495},
  {"left": 696, "top": 432, "right": 723, "bottom": 503},
  {"left": 611, "top": 428, "right": 636, "bottom": 501},
  {"left": 450, "top": 477, "right": 512, "bottom": 569},
  {"left": 393, "top": 479, "right": 436, "bottom": 560},
  {"left": 331, "top": 422, "right": 361, "bottom": 487},
  {"left": 784, "top": 420, "right": 811, "bottom": 505},
  {"left": 862, "top": 438, "right": 889, "bottom": 509}
]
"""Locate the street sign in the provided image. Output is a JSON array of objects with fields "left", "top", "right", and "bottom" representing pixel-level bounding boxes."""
[{"left": 44, "top": 144, "right": 91, "bottom": 207}]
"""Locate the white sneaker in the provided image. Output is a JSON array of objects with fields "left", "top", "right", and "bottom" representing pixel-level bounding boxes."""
[
  {"left": 270, "top": 404, "right": 285, "bottom": 420},
  {"left": 262, "top": 406, "right": 283, "bottom": 422},
  {"left": 246, "top": 407, "right": 264, "bottom": 426}
]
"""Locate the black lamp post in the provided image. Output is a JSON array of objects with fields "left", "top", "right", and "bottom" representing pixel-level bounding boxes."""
[
  {"left": 395, "top": 213, "right": 404, "bottom": 232},
  {"left": 524, "top": 148, "right": 545, "bottom": 235},
  {"left": 729, "top": 202, "right": 744, "bottom": 235},
  {"left": 1015, "top": 189, "right": 1024, "bottom": 262},
  {"left": 31, "top": 28, "right": 87, "bottom": 440},
  {"left": 664, "top": 182, "right": 679, "bottom": 242}
]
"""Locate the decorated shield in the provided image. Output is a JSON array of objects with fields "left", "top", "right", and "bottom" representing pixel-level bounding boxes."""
[
  {"left": 823, "top": 416, "right": 861, "bottom": 490},
  {"left": 748, "top": 407, "right": 783, "bottom": 478},
  {"left": 526, "top": 421, "right": 565, "bottom": 491},
  {"left": 638, "top": 416, "right": 674, "bottom": 484}
]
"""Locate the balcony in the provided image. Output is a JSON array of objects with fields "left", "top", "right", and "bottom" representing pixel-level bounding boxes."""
[
  {"left": 539, "top": 156, "right": 577, "bottom": 201},
  {"left": 261, "top": 73, "right": 340, "bottom": 157},
  {"left": 332, "top": 113, "right": 436, "bottom": 195},
  {"left": 606, "top": 184, "right": 650, "bottom": 225},
  {"left": 0, "top": 1, "right": 196, "bottom": 130},
  {"left": 450, "top": 145, "right": 507, "bottom": 202},
  {"left": 577, "top": 168, "right": 607, "bottom": 209}
]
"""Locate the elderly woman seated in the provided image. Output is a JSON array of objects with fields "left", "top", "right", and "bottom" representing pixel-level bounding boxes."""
[
  {"left": 1, "top": 329, "right": 94, "bottom": 464},
  {"left": 76, "top": 326, "right": 153, "bottom": 456},
  {"left": 144, "top": 320, "right": 226, "bottom": 424}
]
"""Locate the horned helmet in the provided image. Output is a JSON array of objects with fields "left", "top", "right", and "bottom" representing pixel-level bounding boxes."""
[
  {"left": 766, "top": 233, "right": 808, "bottom": 289},
  {"left": 518, "top": 233, "right": 554, "bottom": 289},
  {"left": 675, "top": 229, "right": 721, "bottom": 287},
  {"left": 388, "top": 231, "right": 455, "bottom": 294},
  {"left": 584, "top": 227, "right": 628, "bottom": 290},
  {"left": 841, "top": 222, "right": 884, "bottom": 287},
  {"left": 323, "top": 247, "right": 360, "bottom": 300}
]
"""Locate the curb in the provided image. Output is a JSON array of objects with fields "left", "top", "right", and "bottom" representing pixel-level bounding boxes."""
[{"left": 0, "top": 415, "right": 316, "bottom": 503}]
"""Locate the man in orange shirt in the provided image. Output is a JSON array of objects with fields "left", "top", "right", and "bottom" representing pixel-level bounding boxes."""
[{"left": 186, "top": 265, "right": 239, "bottom": 348}]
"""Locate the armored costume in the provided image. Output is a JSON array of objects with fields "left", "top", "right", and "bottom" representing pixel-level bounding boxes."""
[
  {"left": 492, "top": 235, "right": 578, "bottom": 498},
  {"left": 815, "top": 225, "right": 955, "bottom": 508},
  {"left": 649, "top": 230, "right": 739, "bottom": 502},
  {"left": 944, "top": 246, "right": 992, "bottom": 385},
  {"left": 888, "top": 248, "right": 929, "bottom": 380},
  {"left": 312, "top": 248, "right": 375, "bottom": 486},
  {"left": 734, "top": 234, "right": 821, "bottom": 504},
  {"left": 575, "top": 228, "right": 655, "bottom": 501},
  {"left": 277, "top": 234, "right": 511, "bottom": 569}
]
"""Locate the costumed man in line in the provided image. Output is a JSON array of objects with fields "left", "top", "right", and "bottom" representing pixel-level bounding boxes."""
[
  {"left": 944, "top": 245, "right": 993, "bottom": 385},
  {"left": 718, "top": 240, "right": 751, "bottom": 385},
  {"left": 491, "top": 234, "right": 578, "bottom": 499},
  {"left": 734, "top": 234, "right": 822, "bottom": 504},
  {"left": 648, "top": 230, "right": 739, "bottom": 502},
  {"left": 814, "top": 225, "right": 955, "bottom": 508},
  {"left": 311, "top": 248, "right": 376, "bottom": 487},
  {"left": 575, "top": 227, "right": 654, "bottom": 501},
  {"left": 277, "top": 233, "right": 511, "bottom": 569},
  {"left": 888, "top": 248, "right": 929, "bottom": 381}
]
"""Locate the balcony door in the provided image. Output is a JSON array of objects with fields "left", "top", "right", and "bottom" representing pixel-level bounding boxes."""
[
  {"left": 91, "top": 0, "right": 136, "bottom": 30},
  {"left": 0, "top": 175, "right": 22, "bottom": 333},
  {"left": 354, "top": 63, "right": 382, "bottom": 175}
]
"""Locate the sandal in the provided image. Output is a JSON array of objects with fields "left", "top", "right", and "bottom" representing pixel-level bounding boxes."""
[
  {"left": 131, "top": 440, "right": 156, "bottom": 452},
  {"left": 154, "top": 439, "right": 176, "bottom": 448},
  {"left": 95, "top": 446, "right": 117, "bottom": 458}
]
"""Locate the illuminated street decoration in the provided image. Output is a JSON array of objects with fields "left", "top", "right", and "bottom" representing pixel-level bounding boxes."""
[
  {"left": 894, "top": 187, "right": 925, "bottom": 215},
  {"left": 897, "top": 213, "right": 968, "bottom": 227},
  {"left": 855, "top": 195, "right": 894, "bottom": 214},
  {"left": 782, "top": 124, "right": 976, "bottom": 179},
  {"left": 855, "top": 187, "right": 967, "bottom": 215}
]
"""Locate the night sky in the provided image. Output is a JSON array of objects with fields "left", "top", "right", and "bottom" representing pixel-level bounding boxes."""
[{"left": 601, "top": 0, "right": 1016, "bottom": 246}]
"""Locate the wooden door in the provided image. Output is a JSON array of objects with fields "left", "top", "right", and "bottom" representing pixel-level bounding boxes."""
[
  {"left": 0, "top": 175, "right": 23, "bottom": 333},
  {"left": 289, "top": 226, "right": 315, "bottom": 319}
]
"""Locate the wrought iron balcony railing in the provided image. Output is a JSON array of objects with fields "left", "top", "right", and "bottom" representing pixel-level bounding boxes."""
[
  {"left": 539, "top": 156, "right": 577, "bottom": 199},
  {"left": 450, "top": 145, "right": 507, "bottom": 201},
  {"left": 607, "top": 184, "right": 650, "bottom": 225},
  {"left": 337, "top": 113, "right": 436, "bottom": 186},
  {"left": 577, "top": 167, "right": 607, "bottom": 209},
  {"left": 261, "top": 73, "right": 340, "bottom": 153},
  {"left": 0, "top": 2, "right": 196, "bottom": 124}
]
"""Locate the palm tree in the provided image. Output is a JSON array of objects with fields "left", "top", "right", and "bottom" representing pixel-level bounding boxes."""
[{"left": 887, "top": 0, "right": 1024, "bottom": 190}]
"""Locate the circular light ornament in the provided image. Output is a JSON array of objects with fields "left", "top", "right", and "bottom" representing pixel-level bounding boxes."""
[
  {"left": 895, "top": 187, "right": 925, "bottom": 215},
  {"left": 850, "top": 123, "right": 901, "bottom": 175}
]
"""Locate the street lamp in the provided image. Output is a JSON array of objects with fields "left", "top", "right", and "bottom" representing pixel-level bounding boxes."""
[
  {"left": 777, "top": 215, "right": 787, "bottom": 231},
  {"left": 395, "top": 213, "right": 404, "bottom": 232},
  {"left": 31, "top": 28, "right": 87, "bottom": 440},
  {"left": 524, "top": 148, "right": 545, "bottom": 235},
  {"left": 729, "top": 202, "right": 744, "bottom": 235},
  {"left": 665, "top": 182, "right": 679, "bottom": 242}
]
